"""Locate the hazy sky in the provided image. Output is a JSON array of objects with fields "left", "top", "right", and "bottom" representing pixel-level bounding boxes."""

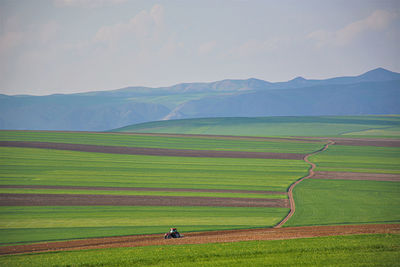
[{"left": 1, "top": 0, "right": 399, "bottom": 95}]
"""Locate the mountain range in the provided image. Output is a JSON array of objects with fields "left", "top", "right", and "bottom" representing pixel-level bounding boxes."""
[{"left": 1, "top": 68, "right": 399, "bottom": 131}]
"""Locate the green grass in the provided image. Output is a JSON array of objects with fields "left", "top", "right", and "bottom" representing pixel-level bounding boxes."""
[
  {"left": 0, "top": 146, "right": 302, "bottom": 245},
  {"left": 0, "top": 130, "right": 324, "bottom": 154},
  {"left": 0, "top": 147, "right": 308, "bottom": 192},
  {"left": 285, "top": 179, "right": 400, "bottom": 227},
  {"left": 0, "top": 206, "right": 288, "bottom": 244},
  {"left": 0, "top": 188, "right": 287, "bottom": 199},
  {"left": 343, "top": 125, "right": 400, "bottom": 138},
  {"left": 0, "top": 234, "right": 398, "bottom": 266},
  {"left": 311, "top": 145, "right": 400, "bottom": 174},
  {"left": 113, "top": 115, "right": 400, "bottom": 137}
]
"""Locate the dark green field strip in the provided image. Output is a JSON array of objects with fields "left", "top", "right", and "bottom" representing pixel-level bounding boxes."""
[
  {"left": 0, "top": 147, "right": 308, "bottom": 192},
  {"left": 1, "top": 234, "right": 398, "bottom": 266},
  {"left": 311, "top": 144, "right": 400, "bottom": 174},
  {"left": 285, "top": 179, "right": 400, "bottom": 227},
  {"left": 0, "top": 206, "right": 288, "bottom": 244},
  {"left": 0, "top": 130, "right": 324, "bottom": 154},
  {"left": 0, "top": 193, "right": 289, "bottom": 208},
  {"left": 313, "top": 171, "right": 400, "bottom": 182},
  {"left": 0, "top": 141, "right": 305, "bottom": 160},
  {"left": 0, "top": 185, "right": 286, "bottom": 195}
]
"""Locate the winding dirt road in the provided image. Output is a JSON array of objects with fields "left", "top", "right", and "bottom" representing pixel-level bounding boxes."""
[{"left": 274, "top": 140, "right": 335, "bottom": 228}]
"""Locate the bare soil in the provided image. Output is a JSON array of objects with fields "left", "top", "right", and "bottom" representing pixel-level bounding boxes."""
[
  {"left": 0, "top": 193, "right": 288, "bottom": 208},
  {"left": 313, "top": 171, "right": 400, "bottom": 182},
  {"left": 0, "top": 141, "right": 305, "bottom": 160},
  {"left": 0, "top": 224, "right": 398, "bottom": 255},
  {"left": 0, "top": 185, "right": 286, "bottom": 195}
]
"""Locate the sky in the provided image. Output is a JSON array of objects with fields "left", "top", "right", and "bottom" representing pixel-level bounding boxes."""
[{"left": 1, "top": 0, "right": 399, "bottom": 95}]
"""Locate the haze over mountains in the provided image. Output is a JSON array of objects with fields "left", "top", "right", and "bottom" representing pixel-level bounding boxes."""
[{"left": 1, "top": 68, "right": 399, "bottom": 131}]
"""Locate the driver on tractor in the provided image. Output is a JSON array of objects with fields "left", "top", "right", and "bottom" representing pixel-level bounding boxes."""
[{"left": 164, "top": 227, "right": 181, "bottom": 239}]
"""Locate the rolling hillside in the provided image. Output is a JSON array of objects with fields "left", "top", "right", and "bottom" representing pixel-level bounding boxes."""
[
  {"left": 113, "top": 115, "right": 400, "bottom": 138},
  {"left": 1, "top": 68, "right": 400, "bottom": 131}
]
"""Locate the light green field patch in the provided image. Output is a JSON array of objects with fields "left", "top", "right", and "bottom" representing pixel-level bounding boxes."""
[
  {"left": 0, "top": 188, "right": 287, "bottom": 199},
  {"left": 343, "top": 126, "right": 400, "bottom": 138},
  {"left": 311, "top": 145, "right": 400, "bottom": 174},
  {"left": 0, "top": 147, "right": 308, "bottom": 192},
  {"left": 0, "top": 234, "right": 398, "bottom": 266},
  {"left": 114, "top": 115, "right": 400, "bottom": 137},
  {"left": 0, "top": 206, "right": 288, "bottom": 244},
  {"left": 285, "top": 179, "right": 400, "bottom": 227}
]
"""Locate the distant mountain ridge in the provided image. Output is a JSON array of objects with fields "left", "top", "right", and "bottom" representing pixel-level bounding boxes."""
[{"left": 1, "top": 68, "right": 399, "bottom": 131}]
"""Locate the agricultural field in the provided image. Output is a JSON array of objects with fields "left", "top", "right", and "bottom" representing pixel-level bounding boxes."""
[
  {"left": 0, "top": 115, "right": 399, "bottom": 265},
  {"left": 0, "top": 131, "right": 315, "bottom": 245},
  {"left": 0, "top": 147, "right": 308, "bottom": 191},
  {"left": 0, "top": 130, "right": 324, "bottom": 154},
  {"left": 114, "top": 115, "right": 400, "bottom": 138},
  {"left": 286, "top": 179, "right": 400, "bottom": 227},
  {"left": 285, "top": 139, "right": 400, "bottom": 227},
  {"left": 311, "top": 145, "right": 400, "bottom": 174},
  {"left": 0, "top": 234, "right": 398, "bottom": 266},
  {"left": 0, "top": 206, "right": 287, "bottom": 244}
]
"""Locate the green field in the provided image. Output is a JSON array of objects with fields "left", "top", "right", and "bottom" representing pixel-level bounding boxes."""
[
  {"left": 0, "top": 147, "right": 308, "bottom": 192},
  {"left": 113, "top": 115, "right": 400, "bottom": 138},
  {"left": 0, "top": 130, "right": 324, "bottom": 154},
  {"left": 285, "top": 179, "right": 400, "bottom": 227},
  {"left": 0, "top": 206, "right": 288, "bottom": 244},
  {"left": 311, "top": 145, "right": 400, "bottom": 174},
  {"left": 0, "top": 234, "right": 398, "bottom": 266},
  {"left": 1, "top": 116, "right": 400, "bottom": 263},
  {"left": 0, "top": 146, "right": 301, "bottom": 244}
]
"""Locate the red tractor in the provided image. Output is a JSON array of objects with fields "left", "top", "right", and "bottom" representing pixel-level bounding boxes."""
[{"left": 164, "top": 228, "right": 182, "bottom": 239}]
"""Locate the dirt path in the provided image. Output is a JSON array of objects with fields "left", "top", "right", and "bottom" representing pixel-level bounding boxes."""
[
  {"left": 0, "top": 141, "right": 305, "bottom": 160},
  {"left": 0, "top": 193, "right": 288, "bottom": 208},
  {"left": 1, "top": 224, "right": 398, "bottom": 255},
  {"left": 274, "top": 140, "right": 335, "bottom": 228}
]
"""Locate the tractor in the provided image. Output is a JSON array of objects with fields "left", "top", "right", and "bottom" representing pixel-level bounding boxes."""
[{"left": 164, "top": 228, "right": 182, "bottom": 239}]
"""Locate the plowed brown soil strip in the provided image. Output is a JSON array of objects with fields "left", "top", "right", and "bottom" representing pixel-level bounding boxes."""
[
  {"left": 0, "top": 141, "right": 304, "bottom": 160},
  {"left": 0, "top": 185, "right": 286, "bottom": 195},
  {"left": 0, "top": 193, "right": 288, "bottom": 208},
  {"left": 1, "top": 224, "right": 398, "bottom": 255},
  {"left": 313, "top": 171, "right": 400, "bottom": 182}
]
